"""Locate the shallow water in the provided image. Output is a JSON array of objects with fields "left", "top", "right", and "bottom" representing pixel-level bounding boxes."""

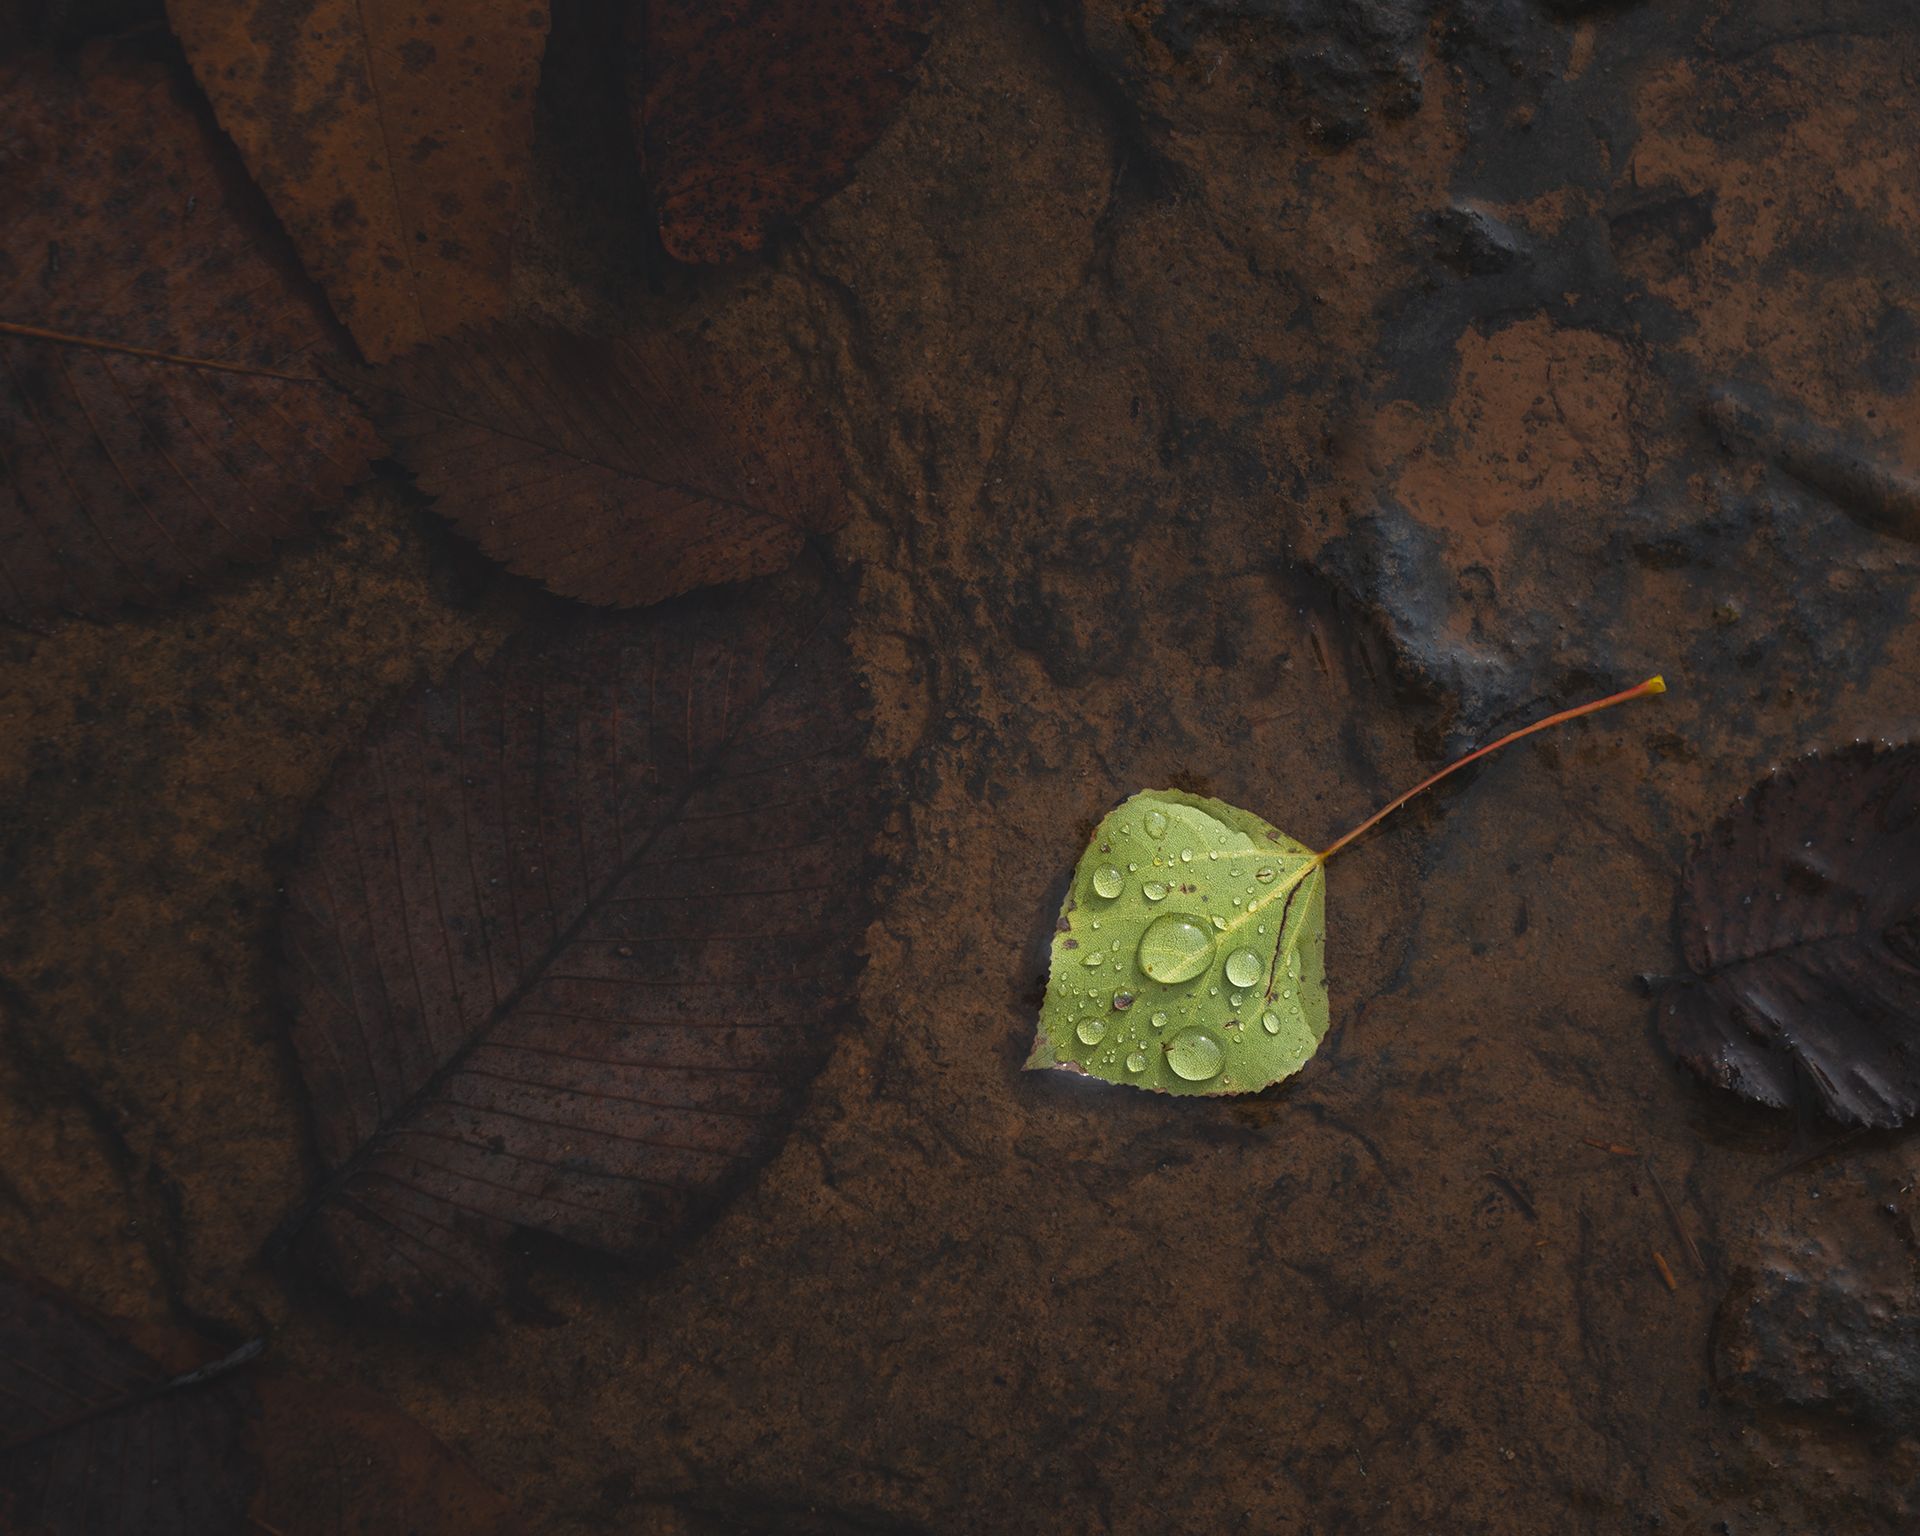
[{"left": 5, "top": 0, "right": 1920, "bottom": 1531}]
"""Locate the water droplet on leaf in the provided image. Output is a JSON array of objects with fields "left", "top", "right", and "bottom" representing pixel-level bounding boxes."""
[
  {"left": 1167, "top": 1028, "right": 1225, "bottom": 1081},
  {"left": 1143, "top": 880, "right": 1168, "bottom": 902},
  {"left": 1092, "top": 865, "right": 1124, "bottom": 899},
  {"left": 1224, "top": 948, "right": 1263, "bottom": 988},
  {"left": 1261, "top": 1010, "right": 1281, "bottom": 1035},
  {"left": 1150, "top": 1011, "right": 1168, "bottom": 1029},
  {"left": 1145, "top": 810, "right": 1168, "bottom": 839},
  {"left": 1126, "top": 1051, "right": 1147, "bottom": 1073},
  {"left": 1137, "top": 914, "right": 1215, "bottom": 983},
  {"left": 1077, "top": 1019, "right": 1107, "bottom": 1045}
]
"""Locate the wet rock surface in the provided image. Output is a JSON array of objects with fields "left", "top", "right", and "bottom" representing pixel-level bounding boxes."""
[
  {"left": 1718, "top": 1253, "right": 1920, "bottom": 1433},
  {"left": 4, "top": 0, "right": 1920, "bottom": 1532}
]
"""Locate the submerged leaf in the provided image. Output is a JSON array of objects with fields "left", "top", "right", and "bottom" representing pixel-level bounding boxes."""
[
  {"left": 0, "top": 1266, "right": 256, "bottom": 1535},
  {"left": 279, "top": 557, "right": 878, "bottom": 1317},
  {"left": 250, "top": 1376, "right": 521, "bottom": 1536},
  {"left": 1659, "top": 743, "right": 1920, "bottom": 1128},
  {"left": 1029, "top": 790, "right": 1328, "bottom": 1096},
  {"left": 0, "top": 51, "right": 380, "bottom": 624},
  {"left": 361, "top": 325, "right": 842, "bottom": 608},
  {"left": 0, "top": 1265, "right": 521, "bottom": 1535},
  {"left": 168, "top": 0, "right": 549, "bottom": 361},
  {"left": 633, "top": 0, "right": 936, "bottom": 264}
]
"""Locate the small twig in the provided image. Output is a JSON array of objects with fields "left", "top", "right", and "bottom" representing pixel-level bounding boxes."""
[
  {"left": 1643, "top": 1157, "right": 1707, "bottom": 1274},
  {"left": 1653, "top": 1251, "right": 1677, "bottom": 1292}
]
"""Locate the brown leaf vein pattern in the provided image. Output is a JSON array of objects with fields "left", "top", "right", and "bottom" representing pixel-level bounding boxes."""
[{"left": 280, "top": 560, "right": 878, "bottom": 1317}]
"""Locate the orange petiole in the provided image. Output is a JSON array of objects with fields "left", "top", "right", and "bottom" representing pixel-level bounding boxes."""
[{"left": 1314, "top": 675, "right": 1668, "bottom": 864}]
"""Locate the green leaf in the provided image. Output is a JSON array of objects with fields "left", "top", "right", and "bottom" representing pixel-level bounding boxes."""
[
  {"left": 1026, "top": 678, "right": 1673, "bottom": 1096},
  {"left": 1028, "top": 790, "right": 1328, "bottom": 1096}
]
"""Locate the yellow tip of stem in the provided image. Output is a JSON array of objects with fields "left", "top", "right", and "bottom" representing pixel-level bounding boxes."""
[{"left": 1644, "top": 675, "right": 1667, "bottom": 695}]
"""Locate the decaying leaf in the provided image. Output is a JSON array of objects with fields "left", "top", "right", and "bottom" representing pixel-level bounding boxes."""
[
  {"left": 167, "top": 0, "right": 549, "bottom": 363},
  {"left": 1028, "top": 790, "right": 1329, "bottom": 1095},
  {"left": 250, "top": 1375, "right": 522, "bottom": 1536},
  {"left": 633, "top": 0, "right": 936, "bottom": 263},
  {"left": 0, "top": 1266, "right": 258, "bottom": 1535},
  {"left": 279, "top": 558, "right": 877, "bottom": 1317},
  {"left": 1660, "top": 743, "right": 1920, "bottom": 1128},
  {"left": 0, "top": 50, "right": 380, "bottom": 625},
  {"left": 1031, "top": 678, "right": 1668, "bottom": 1095},
  {"left": 361, "top": 325, "right": 843, "bottom": 607},
  {"left": 0, "top": 1266, "right": 521, "bottom": 1535}
]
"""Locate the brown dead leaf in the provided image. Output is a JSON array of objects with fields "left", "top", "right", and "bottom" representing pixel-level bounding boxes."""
[
  {"left": 633, "top": 0, "right": 936, "bottom": 263},
  {"left": 0, "top": 1266, "right": 256, "bottom": 1534},
  {"left": 1661, "top": 744, "right": 1920, "bottom": 1127},
  {"left": 250, "top": 1375, "right": 522, "bottom": 1536},
  {"left": 167, "top": 0, "right": 550, "bottom": 363},
  {"left": 363, "top": 325, "right": 842, "bottom": 607},
  {"left": 0, "top": 49, "right": 380, "bottom": 625},
  {"left": 0, "top": 1265, "right": 523, "bottom": 1535},
  {"left": 277, "top": 557, "right": 880, "bottom": 1319}
]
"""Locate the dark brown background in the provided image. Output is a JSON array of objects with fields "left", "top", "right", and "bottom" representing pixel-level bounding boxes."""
[{"left": 5, "top": 0, "right": 1920, "bottom": 1529}]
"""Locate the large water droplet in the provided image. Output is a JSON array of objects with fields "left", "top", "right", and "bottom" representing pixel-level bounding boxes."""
[
  {"left": 1112, "top": 991, "right": 1134, "bottom": 1011},
  {"left": 1082, "top": 951, "right": 1104, "bottom": 968},
  {"left": 1143, "top": 880, "right": 1168, "bottom": 902},
  {"left": 1145, "top": 809, "right": 1168, "bottom": 839},
  {"left": 1255, "top": 866, "right": 1276, "bottom": 884},
  {"left": 1091, "top": 864, "right": 1124, "bottom": 899},
  {"left": 1137, "top": 913, "right": 1215, "bottom": 983},
  {"left": 1261, "top": 1009, "right": 1282, "bottom": 1035},
  {"left": 1126, "top": 1051, "right": 1147, "bottom": 1073},
  {"left": 1167, "top": 1028, "right": 1225, "bottom": 1081},
  {"left": 1077, "top": 1018, "right": 1107, "bottom": 1045},
  {"left": 1224, "top": 948, "right": 1263, "bottom": 988},
  {"left": 1179, "top": 848, "right": 1194, "bottom": 863},
  {"left": 1150, "top": 1011, "right": 1168, "bottom": 1029},
  {"left": 1210, "top": 915, "right": 1228, "bottom": 931}
]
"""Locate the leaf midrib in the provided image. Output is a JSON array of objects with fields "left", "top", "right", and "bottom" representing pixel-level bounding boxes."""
[
  {"left": 400, "top": 388, "right": 806, "bottom": 533},
  {"left": 1696, "top": 915, "right": 1918, "bottom": 982}
]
